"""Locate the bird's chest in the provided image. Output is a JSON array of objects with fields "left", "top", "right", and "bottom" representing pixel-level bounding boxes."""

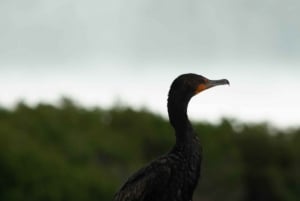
[{"left": 165, "top": 156, "right": 201, "bottom": 201}]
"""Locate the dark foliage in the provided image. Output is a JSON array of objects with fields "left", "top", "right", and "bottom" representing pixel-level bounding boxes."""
[{"left": 0, "top": 98, "right": 299, "bottom": 201}]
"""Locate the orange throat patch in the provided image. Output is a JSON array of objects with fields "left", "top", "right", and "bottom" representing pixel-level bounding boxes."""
[{"left": 195, "top": 84, "right": 207, "bottom": 94}]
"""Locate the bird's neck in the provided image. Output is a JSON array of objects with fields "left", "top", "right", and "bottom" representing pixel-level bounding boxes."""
[{"left": 167, "top": 94, "right": 195, "bottom": 146}]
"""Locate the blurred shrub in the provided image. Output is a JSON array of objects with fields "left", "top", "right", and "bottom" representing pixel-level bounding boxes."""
[{"left": 0, "top": 98, "right": 299, "bottom": 201}]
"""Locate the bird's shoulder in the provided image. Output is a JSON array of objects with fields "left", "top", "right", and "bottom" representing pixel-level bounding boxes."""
[{"left": 113, "top": 156, "right": 172, "bottom": 201}]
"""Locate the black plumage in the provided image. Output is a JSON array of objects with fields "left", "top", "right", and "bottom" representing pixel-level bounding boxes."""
[{"left": 113, "top": 73, "right": 229, "bottom": 201}]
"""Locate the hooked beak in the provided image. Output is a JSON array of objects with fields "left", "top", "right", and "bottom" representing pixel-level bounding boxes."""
[
  {"left": 206, "top": 79, "right": 230, "bottom": 89},
  {"left": 195, "top": 78, "right": 230, "bottom": 94}
]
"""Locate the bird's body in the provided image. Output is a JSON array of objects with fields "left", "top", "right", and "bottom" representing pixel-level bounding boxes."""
[
  {"left": 114, "top": 128, "right": 201, "bottom": 201},
  {"left": 113, "top": 74, "right": 229, "bottom": 201}
]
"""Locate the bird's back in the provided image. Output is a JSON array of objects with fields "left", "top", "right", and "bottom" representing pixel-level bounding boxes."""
[
  {"left": 113, "top": 156, "right": 171, "bottom": 201},
  {"left": 113, "top": 147, "right": 201, "bottom": 201}
]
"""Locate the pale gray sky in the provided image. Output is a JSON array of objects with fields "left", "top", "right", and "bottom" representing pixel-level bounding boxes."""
[{"left": 1, "top": 0, "right": 300, "bottom": 128}]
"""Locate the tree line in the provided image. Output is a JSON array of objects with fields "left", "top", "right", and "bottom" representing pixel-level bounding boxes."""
[{"left": 0, "top": 98, "right": 299, "bottom": 201}]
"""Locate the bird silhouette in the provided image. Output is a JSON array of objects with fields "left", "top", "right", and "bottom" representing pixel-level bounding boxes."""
[{"left": 114, "top": 73, "right": 229, "bottom": 201}]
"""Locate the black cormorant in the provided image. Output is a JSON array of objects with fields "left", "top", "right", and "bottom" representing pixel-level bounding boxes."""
[{"left": 113, "top": 73, "right": 229, "bottom": 201}]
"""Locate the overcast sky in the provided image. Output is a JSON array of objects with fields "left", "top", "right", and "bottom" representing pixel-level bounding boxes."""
[{"left": 1, "top": 0, "right": 300, "bottom": 128}]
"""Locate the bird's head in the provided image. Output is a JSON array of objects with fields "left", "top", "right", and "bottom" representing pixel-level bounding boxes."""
[{"left": 169, "top": 73, "right": 230, "bottom": 100}]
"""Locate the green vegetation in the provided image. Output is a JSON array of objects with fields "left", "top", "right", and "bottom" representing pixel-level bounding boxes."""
[{"left": 0, "top": 98, "right": 299, "bottom": 201}]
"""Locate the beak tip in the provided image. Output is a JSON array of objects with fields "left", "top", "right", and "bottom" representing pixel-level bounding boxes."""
[{"left": 207, "top": 78, "right": 230, "bottom": 88}]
